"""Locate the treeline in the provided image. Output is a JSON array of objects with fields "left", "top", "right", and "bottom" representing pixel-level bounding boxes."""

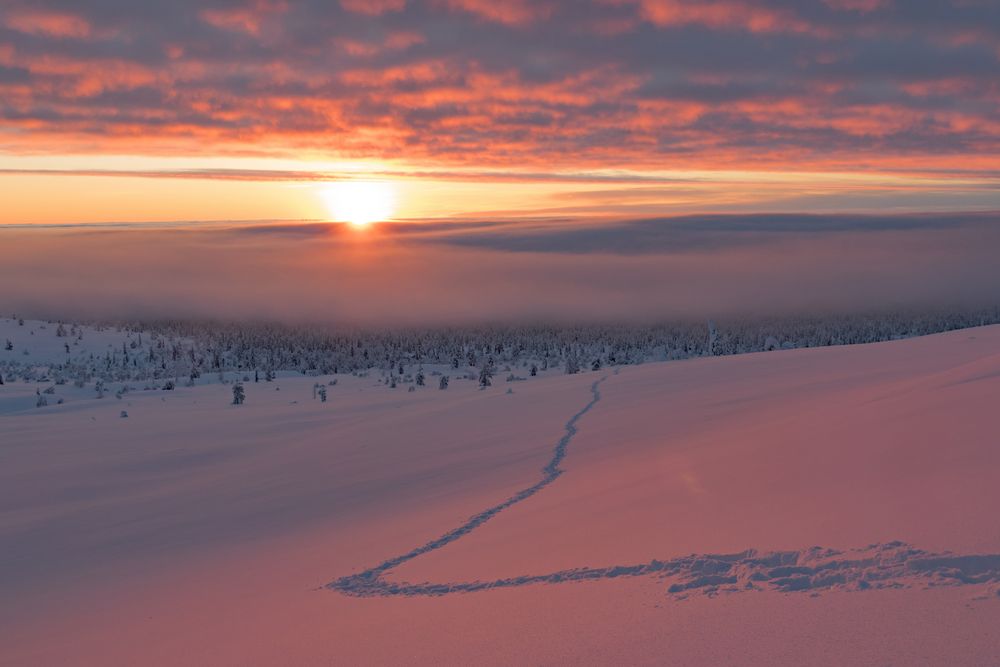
[{"left": 3, "top": 307, "right": 999, "bottom": 388}]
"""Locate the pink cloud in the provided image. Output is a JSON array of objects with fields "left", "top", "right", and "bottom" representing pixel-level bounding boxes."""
[
  {"left": 199, "top": 1, "right": 287, "bottom": 36},
  {"left": 339, "top": 0, "right": 407, "bottom": 16},
  {"left": 438, "top": 0, "right": 553, "bottom": 26},
  {"left": 5, "top": 9, "right": 92, "bottom": 38},
  {"left": 386, "top": 30, "right": 426, "bottom": 49},
  {"left": 823, "top": 0, "right": 891, "bottom": 12},
  {"left": 608, "top": 0, "right": 823, "bottom": 35}
]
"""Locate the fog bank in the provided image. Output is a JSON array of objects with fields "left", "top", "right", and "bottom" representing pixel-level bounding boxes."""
[{"left": 4, "top": 213, "right": 999, "bottom": 325}]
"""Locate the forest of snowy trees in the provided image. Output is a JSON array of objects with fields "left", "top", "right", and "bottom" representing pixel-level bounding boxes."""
[{"left": 2, "top": 307, "right": 1000, "bottom": 390}]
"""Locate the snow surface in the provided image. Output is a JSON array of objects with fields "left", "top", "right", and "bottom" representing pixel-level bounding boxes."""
[{"left": 2, "top": 322, "right": 1000, "bottom": 665}]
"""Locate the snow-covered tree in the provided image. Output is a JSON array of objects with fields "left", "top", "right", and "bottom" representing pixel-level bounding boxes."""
[
  {"left": 478, "top": 362, "right": 493, "bottom": 387},
  {"left": 565, "top": 350, "right": 580, "bottom": 375}
]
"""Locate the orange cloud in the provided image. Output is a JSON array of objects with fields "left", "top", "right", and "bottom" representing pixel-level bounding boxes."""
[
  {"left": 340, "top": 0, "right": 407, "bottom": 16},
  {"left": 438, "top": 0, "right": 553, "bottom": 25},
  {"left": 627, "top": 0, "right": 821, "bottom": 34},
  {"left": 386, "top": 30, "right": 426, "bottom": 49},
  {"left": 5, "top": 8, "right": 92, "bottom": 38},
  {"left": 823, "top": 0, "right": 890, "bottom": 12},
  {"left": 199, "top": 0, "right": 287, "bottom": 35}
]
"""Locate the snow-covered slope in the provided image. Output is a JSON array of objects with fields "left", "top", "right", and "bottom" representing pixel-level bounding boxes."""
[
  {"left": 2, "top": 325, "right": 1000, "bottom": 665},
  {"left": 0, "top": 316, "right": 141, "bottom": 365}
]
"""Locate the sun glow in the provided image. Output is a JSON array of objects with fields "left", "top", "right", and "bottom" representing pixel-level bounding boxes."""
[{"left": 321, "top": 181, "right": 396, "bottom": 227}]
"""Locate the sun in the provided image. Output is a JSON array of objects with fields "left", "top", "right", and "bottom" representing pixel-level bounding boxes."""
[{"left": 321, "top": 181, "right": 396, "bottom": 227}]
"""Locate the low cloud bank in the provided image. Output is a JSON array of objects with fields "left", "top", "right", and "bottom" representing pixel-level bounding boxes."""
[{"left": 4, "top": 213, "right": 1000, "bottom": 325}]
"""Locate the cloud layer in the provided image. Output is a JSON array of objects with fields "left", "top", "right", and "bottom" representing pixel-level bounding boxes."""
[
  {"left": 2, "top": 0, "right": 999, "bottom": 172},
  {"left": 4, "top": 213, "right": 999, "bottom": 324}
]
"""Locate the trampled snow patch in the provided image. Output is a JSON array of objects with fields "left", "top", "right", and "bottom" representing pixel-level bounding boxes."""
[
  {"left": 663, "top": 542, "right": 1000, "bottom": 598},
  {"left": 331, "top": 541, "right": 1000, "bottom": 599}
]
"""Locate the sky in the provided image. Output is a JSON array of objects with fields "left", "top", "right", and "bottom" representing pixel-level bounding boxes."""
[
  {"left": 2, "top": 0, "right": 1000, "bottom": 223},
  {"left": 1, "top": 1, "right": 999, "bottom": 322}
]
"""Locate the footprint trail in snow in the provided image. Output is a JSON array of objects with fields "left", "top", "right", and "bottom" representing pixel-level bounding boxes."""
[{"left": 328, "top": 376, "right": 1000, "bottom": 600}]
